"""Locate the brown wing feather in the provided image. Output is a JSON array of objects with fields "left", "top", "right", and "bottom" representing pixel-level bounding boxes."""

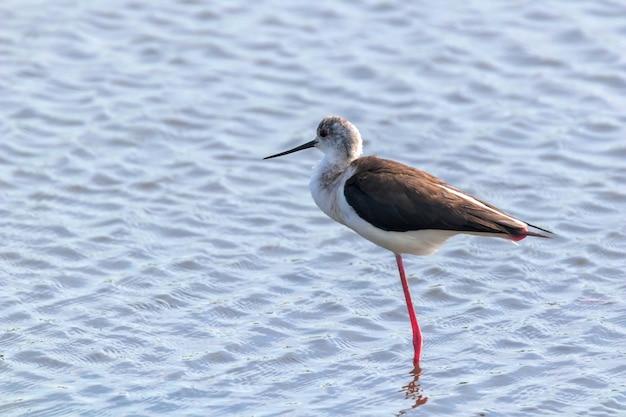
[{"left": 344, "top": 156, "right": 551, "bottom": 237}]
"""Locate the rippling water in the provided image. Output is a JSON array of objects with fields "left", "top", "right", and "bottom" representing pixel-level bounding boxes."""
[{"left": 1, "top": 1, "right": 625, "bottom": 416}]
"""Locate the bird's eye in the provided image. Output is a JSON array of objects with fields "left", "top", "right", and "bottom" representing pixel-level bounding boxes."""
[{"left": 320, "top": 129, "right": 329, "bottom": 138}]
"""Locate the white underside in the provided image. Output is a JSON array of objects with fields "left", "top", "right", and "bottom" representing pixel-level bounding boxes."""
[
  {"left": 310, "top": 163, "right": 515, "bottom": 256},
  {"left": 342, "top": 219, "right": 460, "bottom": 255}
]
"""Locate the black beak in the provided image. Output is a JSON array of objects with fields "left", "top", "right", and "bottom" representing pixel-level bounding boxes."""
[{"left": 263, "top": 139, "right": 317, "bottom": 160}]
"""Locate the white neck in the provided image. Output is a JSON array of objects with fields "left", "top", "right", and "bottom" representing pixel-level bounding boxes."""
[{"left": 309, "top": 154, "right": 356, "bottom": 226}]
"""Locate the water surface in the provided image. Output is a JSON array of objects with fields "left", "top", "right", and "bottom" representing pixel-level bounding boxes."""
[{"left": 1, "top": 1, "right": 625, "bottom": 416}]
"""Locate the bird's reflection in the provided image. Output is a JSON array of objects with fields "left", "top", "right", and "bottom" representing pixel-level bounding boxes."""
[{"left": 397, "top": 366, "right": 428, "bottom": 415}]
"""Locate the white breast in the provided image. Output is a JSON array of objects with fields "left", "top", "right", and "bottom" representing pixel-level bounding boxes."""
[
  {"left": 309, "top": 161, "right": 353, "bottom": 226},
  {"left": 309, "top": 163, "right": 460, "bottom": 256}
]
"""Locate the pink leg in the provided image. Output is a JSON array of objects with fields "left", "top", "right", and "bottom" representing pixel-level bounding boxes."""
[{"left": 395, "top": 254, "right": 423, "bottom": 369}]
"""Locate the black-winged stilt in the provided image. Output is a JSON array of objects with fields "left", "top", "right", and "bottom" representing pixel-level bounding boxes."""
[{"left": 264, "top": 116, "right": 552, "bottom": 369}]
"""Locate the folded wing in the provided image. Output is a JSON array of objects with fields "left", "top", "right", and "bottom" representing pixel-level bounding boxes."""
[{"left": 344, "top": 157, "right": 551, "bottom": 238}]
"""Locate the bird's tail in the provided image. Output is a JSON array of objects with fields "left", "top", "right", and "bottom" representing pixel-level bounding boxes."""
[{"left": 510, "top": 223, "right": 554, "bottom": 241}]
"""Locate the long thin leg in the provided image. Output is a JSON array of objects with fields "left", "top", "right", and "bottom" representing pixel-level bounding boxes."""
[{"left": 395, "top": 254, "right": 423, "bottom": 369}]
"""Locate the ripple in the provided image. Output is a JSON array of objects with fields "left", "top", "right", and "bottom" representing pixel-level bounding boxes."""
[{"left": 0, "top": 0, "right": 624, "bottom": 416}]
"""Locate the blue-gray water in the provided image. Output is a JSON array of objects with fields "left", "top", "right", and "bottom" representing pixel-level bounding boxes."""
[{"left": 1, "top": 1, "right": 625, "bottom": 416}]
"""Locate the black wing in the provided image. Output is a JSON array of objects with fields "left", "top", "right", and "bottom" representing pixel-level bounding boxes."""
[{"left": 344, "top": 156, "right": 551, "bottom": 237}]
